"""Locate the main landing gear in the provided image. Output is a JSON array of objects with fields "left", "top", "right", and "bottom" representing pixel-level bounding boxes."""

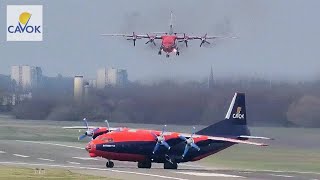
[
  {"left": 164, "top": 161, "right": 178, "bottom": 169},
  {"left": 106, "top": 160, "right": 114, "bottom": 168},
  {"left": 137, "top": 160, "right": 152, "bottom": 169}
]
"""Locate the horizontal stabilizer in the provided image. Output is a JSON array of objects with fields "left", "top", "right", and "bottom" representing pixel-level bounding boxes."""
[{"left": 238, "top": 135, "right": 274, "bottom": 140}]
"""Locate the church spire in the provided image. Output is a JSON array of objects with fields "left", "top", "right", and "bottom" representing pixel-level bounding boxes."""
[{"left": 208, "top": 65, "right": 214, "bottom": 89}]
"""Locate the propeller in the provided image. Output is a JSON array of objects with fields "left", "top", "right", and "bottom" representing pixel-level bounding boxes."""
[
  {"left": 78, "top": 118, "right": 99, "bottom": 140},
  {"left": 126, "top": 32, "right": 140, "bottom": 46},
  {"left": 200, "top": 33, "right": 210, "bottom": 47},
  {"left": 151, "top": 125, "right": 171, "bottom": 154},
  {"left": 178, "top": 33, "right": 190, "bottom": 47},
  {"left": 179, "top": 127, "right": 200, "bottom": 158},
  {"left": 145, "top": 34, "right": 156, "bottom": 46}
]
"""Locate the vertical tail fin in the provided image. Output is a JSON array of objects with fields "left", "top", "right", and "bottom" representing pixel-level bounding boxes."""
[
  {"left": 169, "top": 11, "right": 174, "bottom": 35},
  {"left": 197, "top": 93, "right": 250, "bottom": 137}
]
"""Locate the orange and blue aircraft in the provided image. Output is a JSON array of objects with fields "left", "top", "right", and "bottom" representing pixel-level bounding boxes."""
[
  {"left": 64, "top": 93, "right": 272, "bottom": 169},
  {"left": 101, "top": 12, "right": 236, "bottom": 58}
]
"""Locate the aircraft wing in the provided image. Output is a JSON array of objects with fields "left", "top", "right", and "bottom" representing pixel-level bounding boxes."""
[
  {"left": 62, "top": 126, "right": 121, "bottom": 132},
  {"left": 206, "top": 136, "right": 268, "bottom": 146},
  {"left": 100, "top": 33, "right": 162, "bottom": 39},
  {"left": 176, "top": 34, "right": 236, "bottom": 40},
  {"left": 238, "top": 135, "right": 274, "bottom": 140}
]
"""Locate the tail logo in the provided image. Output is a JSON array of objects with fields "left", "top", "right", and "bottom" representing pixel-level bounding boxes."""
[{"left": 232, "top": 107, "right": 245, "bottom": 119}]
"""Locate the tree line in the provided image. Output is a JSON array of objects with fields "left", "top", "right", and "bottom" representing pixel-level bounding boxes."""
[{"left": 8, "top": 77, "right": 320, "bottom": 127}]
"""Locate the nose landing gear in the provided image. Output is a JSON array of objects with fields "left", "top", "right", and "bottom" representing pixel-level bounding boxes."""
[
  {"left": 166, "top": 54, "right": 170, "bottom": 58},
  {"left": 106, "top": 160, "right": 114, "bottom": 168}
]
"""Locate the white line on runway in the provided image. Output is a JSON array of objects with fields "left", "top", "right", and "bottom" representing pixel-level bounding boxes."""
[
  {"left": 72, "top": 157, "right": 99, "bottom": 161},
  {"left": 0, "top": 162, "right": 189, "bottom": 180},
  {"left": 38, "top": 158, "right": 55, "bottom": 162},
  {"left": 13, "top": 154, "right": 29, "bottom": 158},
  {"left": 176, "top": 171, "right": 246, "bottom": 178},
  {"left": 241, "top": 168, "right": 320, "bottom": 175},
  {"left": 0, "top": 151, "right": 6, "bottom": 154},
  {"left": 67, "top": 161, "right": 80, "bottom": 165},
  {"left": 15, "top": 140, "right": 84, "bottom": 150},
  {"left": 269, "top": 174, "right": 294, "bottom": 178}
]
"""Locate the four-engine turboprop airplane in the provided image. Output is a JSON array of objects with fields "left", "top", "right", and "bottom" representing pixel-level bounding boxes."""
[
  {"left": 101, "top": 12, "right": 236, "bottom": 58},
  {"left": 64, "top": 93, "right": 272, "bottom": 169}
]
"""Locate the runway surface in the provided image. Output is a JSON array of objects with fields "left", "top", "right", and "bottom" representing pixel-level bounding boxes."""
[{"left": 0, "top": 140, "right": 319, "bottom": 180}]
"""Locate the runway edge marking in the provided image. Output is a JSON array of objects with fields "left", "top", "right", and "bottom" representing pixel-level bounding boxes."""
[
  {"left": 38, "top": 158, "right": 55, "bottom": 162},
  {"left": 15, "top": 140, "right": 84, "bottom": 149},
  {"left": 12, "top": 154, "right": 29, "bottom": 158},
  {"left": 0, "top": 162, "right": 189, "bottom": 180}
]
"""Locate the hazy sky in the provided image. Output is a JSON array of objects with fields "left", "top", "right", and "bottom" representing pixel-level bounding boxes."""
[{"left": 1, "top": 0, "right": 320, "bottom": 82}]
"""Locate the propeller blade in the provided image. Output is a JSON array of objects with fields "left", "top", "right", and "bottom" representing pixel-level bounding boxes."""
[
  {"left": 104, "top": 120, "right": 110, "bottom": 131},
  {"left": 185, "top": 41, "right": 188, "bottom": 47},
  {"left": 152, "top": 142, "right": 160, "bottom": 154},
  {"left": 152, "top": 41, "right": 156, "bottom": 46},
  {"left": 191, "top": 143, "right": 200, "bottom": 151},
  {"left": 161, "top": 141, "right": 171, "bottom": 150},
  {"left": 161, "top": 125, "right": 167, "bottom": 135},
  {"left": 200, "top": 42, "right": 204, "bottom": 47},
  {"left": 145, "top": 41, "right": 150, "bottom": 44},
  {"left": 205, "top": 41, "right": 210, "bottom": 44},
  {"left": 179, "top": 135, "right": 187, "bottom": 141},
  {"left": 78, "top": 134, "right": 87, "bottom": 140},
  {"left": 182, "top": 145, "right": 190, "bottom": 158},
  {"left": 83, "top": 118, "right": 89, "bottom": 130}
]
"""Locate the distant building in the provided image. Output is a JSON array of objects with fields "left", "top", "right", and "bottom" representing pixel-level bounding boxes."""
[
  {"left": 208, "top": 65, "right": 214, "bottom": 89},
  {"left": 74, "top": 76, "right": 84, "bottom": 102},
  {"left": 88, "top": 79, "right": 97, "bottom": 88},
  {"left": 96, "top": 67, "right": 128, "bottom": 89},
  {"left": 11, "top": 65, "right": 42, "bottom": 91}
]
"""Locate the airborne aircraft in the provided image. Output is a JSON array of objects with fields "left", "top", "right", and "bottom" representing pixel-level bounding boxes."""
[
  {"left": 64, "top": 93, "right": 272, "bottom": 169},
  {"left": 101, "top": 12, "right": 236, "bottom": 58}
]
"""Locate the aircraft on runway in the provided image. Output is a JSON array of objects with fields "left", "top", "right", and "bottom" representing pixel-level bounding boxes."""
[
  {"left": 64, "top": 93, "right": 272, "bottom": 169},
  {"left": 101, "top": 12, "right": 236, "bottom": 58}
]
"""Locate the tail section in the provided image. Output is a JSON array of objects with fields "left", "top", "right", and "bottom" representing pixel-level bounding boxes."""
[
  {"left": 197, "top": 92, "right": 250, "bottom": 137},
  {"left": 169, "top": 11, "right": 174, "bottom": 35}
]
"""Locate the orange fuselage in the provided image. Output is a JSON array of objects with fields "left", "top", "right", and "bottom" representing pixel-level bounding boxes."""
[{"left": 161, "top": 35, "right": 177, "bottom": 53}]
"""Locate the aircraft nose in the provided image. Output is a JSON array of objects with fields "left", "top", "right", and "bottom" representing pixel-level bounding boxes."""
[
  {"left": 85, "top": 142, "right": 95, "bottom": 152},
  {"left": 86, "top": 142, "right": 97, "bottom": 157}
]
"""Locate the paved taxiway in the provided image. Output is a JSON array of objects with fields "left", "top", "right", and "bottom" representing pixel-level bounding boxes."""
[{"left": 0, "top": 140, "right": 319, "bottom": 180}]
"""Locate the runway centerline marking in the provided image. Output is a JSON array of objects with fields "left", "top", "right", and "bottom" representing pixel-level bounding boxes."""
[
  {"left": 15, "top": 140, "right": 84, "bottom": 150},
  {"left": 67, "top": 161, "right": 80, "bottom": 165},
  {"left": 269, "top": 174, "right": 294, "bottom": 178},
  {"left": 176, "top": 171, "right": 246, "bottom": 178},
  {"left": 0, "top": 151, "right": 6, "bottom": 154},
  {"left": 13, "top": 154, "right": 29, "bottom": 158},
  {"left": 38, "top": 158, "right": 55, "bottom": 162},
  {"left": 0, "top": 162, "right": 189, "bottom": 180},
  {"left": 72, "top": 157, "right": 99, "bottom": 161}
]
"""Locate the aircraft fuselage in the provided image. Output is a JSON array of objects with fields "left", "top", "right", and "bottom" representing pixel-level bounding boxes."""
[{"left": 86, "top": 129, "right": 234, "bottom": 163}]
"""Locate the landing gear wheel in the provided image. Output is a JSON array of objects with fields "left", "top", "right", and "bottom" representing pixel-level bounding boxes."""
[
  {"left": 158, "top": 51, "right": 162, "bottom": 55},
  {"left": 164, "top": 161, "right": 178, "bottom": 169},
  {"left": 137, "top": 160, "right": 152, "bottom": 169},
  {"left": 106, "top": 161, "right": 114, "bottom": 168},
  {"left": 166, "top": 54, "right": 170, "bottom": 58},
  {"left": 176, "top": 52, "right": 180, "bottom": 56}
]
